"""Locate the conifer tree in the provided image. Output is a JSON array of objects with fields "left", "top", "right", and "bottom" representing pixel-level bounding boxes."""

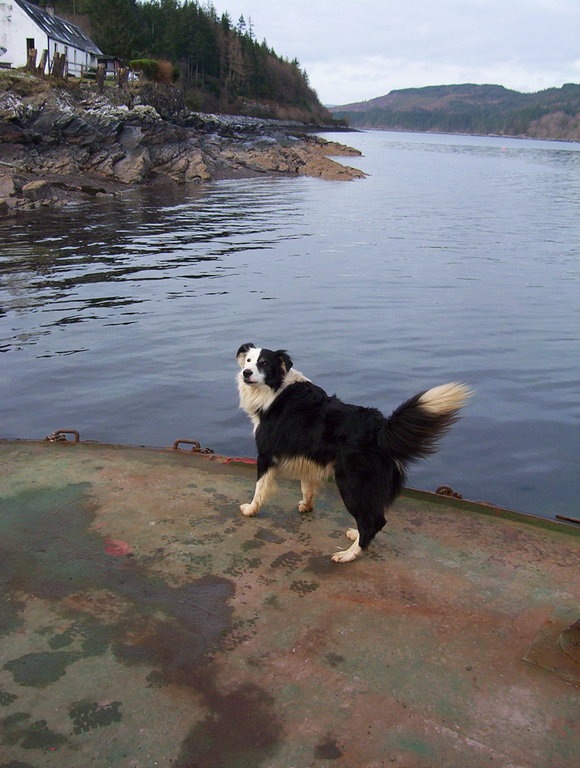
[
  {"left": 83, "top": 0, "right": 139, "bottom": 58},
  {"left": 72, "top": 0, "right": 331, "bottom": 122}
]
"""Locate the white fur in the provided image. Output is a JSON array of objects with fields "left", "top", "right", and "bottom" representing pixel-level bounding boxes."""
[
  {"left": 237, "top": 347, "right": 266, "bottom": 385},
  {"left": 240, "top": 467, "right": 277, "bottom": 516},
  {"left": 299, "top": 480, "right": 318, "bottom": 513},
  {"left": 236, "top": 352, "right": 324, "bottom": 518},
  {"left": 278, "top": 457, "right": 334, "bottom": 482},
  {"left": 236, "top": 347, "right": 309, "bottom": 431},
  {"left": 332, "top": 530, "right": 362, "bottom": 563},
  {"left": 418, "top": 382, "right": 472, "bottom": 415},
  {"left": 278, "top": 458, "right": 334, "bottom": 514}
]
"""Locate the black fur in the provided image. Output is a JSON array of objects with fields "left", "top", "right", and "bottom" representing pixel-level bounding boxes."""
[
  {"left": 256, "top": 381, "right": 405, "bottom": 549},
  {"left": 238, "top": 345, "right": 467, "bottom": 557},
  {"left": 236, "top": 342, "right": 255, "bottom": 357},
  {"left": 256, "top": 349, "right": 293, "bottom": 390},
  {"left": 239, "top": 345, "right": 293, "bottom": 391}
]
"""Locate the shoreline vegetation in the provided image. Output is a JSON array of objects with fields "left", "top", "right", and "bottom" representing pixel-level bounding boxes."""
[{"left": 0, "top": 75, "right": 364, "bottom": 215}]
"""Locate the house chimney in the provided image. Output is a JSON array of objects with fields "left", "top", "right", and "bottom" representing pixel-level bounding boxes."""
[{"left": 41, "top": 4, "right": 55, "bottom": 15}]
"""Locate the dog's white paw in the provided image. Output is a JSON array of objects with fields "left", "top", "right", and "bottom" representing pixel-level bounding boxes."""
[
  {"left": 240, "top": 503, "right": 256, "bottom": 517},
  {"left": 331, "top": 531, "right": 362, "bottom": 563},
  {"left": 331, "top": 547, "right": 361, "bottom": 563},
  {"left": 298, "top": 500, "right": 313, "bottom": 513}
]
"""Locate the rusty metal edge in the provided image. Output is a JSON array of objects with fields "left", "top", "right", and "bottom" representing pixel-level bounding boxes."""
[
  {"left": 1, "top": 437, "right": 578, "bottom": 538},
  {"left": 400, "top": 486, "right": 579, "bottom": 537}
]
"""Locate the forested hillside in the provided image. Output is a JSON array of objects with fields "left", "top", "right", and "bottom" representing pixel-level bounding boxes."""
[
  {"left": 49, "top": 0, "right": 332, "bottom": 123},
  {"left": 333, "top": 84, "right": 580, "bottom": 140}
]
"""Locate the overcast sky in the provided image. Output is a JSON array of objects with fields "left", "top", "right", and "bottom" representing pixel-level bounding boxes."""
[{"left": 210, "top": 0, "right": 580, "bottom": 105}]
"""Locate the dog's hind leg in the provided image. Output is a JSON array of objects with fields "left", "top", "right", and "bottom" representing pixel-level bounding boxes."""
[
  {"left": 332, "top": 529, "right": 362, "bottom": 563},
  {"left": 298, "top": 479, "right": 319, "bottom": 513},
  {"left": 331, "top": 513, "right": 387, "bottom": 563},
  {"left": 240, "top": 458, "right": 277, "bottom": 517},
  {"left": 331, "top": 459, "right": 394, "bottom": 563}
]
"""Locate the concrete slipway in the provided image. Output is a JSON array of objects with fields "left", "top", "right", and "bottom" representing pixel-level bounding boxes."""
[{"left": 0, "top": 438, "right": 578, "bottom": 768}]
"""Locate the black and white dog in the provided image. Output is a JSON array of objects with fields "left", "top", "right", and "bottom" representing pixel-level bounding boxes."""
[{"left": 236, "top": 343, "right": 471, "bottom": 563}]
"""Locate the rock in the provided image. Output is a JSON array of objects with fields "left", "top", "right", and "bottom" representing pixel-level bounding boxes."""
[
  {"left": 300, "top": 158, "right": 365, "bottom": 180},
  {"left": 0, "top": 121, "right": 27, "bottom": 143},
  {"left": 0, "top": 173, "right": 16, "bottom": 197},
  {"left": 243, "top": 136, "right": 279, "bottom": 150},
  {"left": 185, "top": 154, "right": 211, "bottom": 182},
  {"left": 22, "top": 179, "right": 52, "bottom": 199},
  {"left": 150, "top": 143, "right": 211, "bottom": 183},
  {"left": 112, "top": 148, "right": 151, "bottom": 184},
  {"left": 118, "top": 125, "right": 144, "bottom": 151},
  {"left": 0, "top": 78, "right": 365, "bottom": 213},
  {"left": 128, "top": 104, "right": 161, "bottom": 122},
  {"left": 223, "top": 139, "right": 365, "bottom": 181}
]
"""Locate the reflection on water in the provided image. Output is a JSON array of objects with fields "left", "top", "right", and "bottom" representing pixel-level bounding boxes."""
[
  {"left": 1, "top": 181, "right": 307, "bottom": 349},
  {"left": 1, "top": 131, "right": 579, "bottom": 519}
]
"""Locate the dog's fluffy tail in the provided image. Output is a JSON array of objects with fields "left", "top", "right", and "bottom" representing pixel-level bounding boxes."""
[{"left": 380, "top": 382, "right": 472, "bottom": 465}]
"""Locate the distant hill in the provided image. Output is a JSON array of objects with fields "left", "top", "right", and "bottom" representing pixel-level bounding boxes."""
[{"left": 332, "top": 84, "right": 580, "bottom": 140}]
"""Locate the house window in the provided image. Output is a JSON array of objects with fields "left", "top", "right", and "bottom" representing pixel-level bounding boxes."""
[{"left": 26, "top": 38, "right": 35, "bottom": 50}]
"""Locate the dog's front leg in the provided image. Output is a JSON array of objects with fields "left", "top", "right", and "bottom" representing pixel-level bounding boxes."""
[
  {"left": 240, "top": 457, "right": 277, "bottom": 517},
  {"left": 298, "top": 479, "right": 319, "bottom": 513}
]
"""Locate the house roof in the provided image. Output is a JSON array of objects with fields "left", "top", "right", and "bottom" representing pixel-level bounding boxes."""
[{"left": 15, "top": 0, "right": 102, "bottom": 55}]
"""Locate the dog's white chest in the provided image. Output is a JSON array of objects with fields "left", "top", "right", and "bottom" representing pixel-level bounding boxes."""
[{"left": 237, "top": 368, "right": 310, "bottom": 431}]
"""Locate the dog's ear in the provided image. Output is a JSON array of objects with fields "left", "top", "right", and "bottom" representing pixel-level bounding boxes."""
[
  {"left": 236, "top": 342, "right": 255, "bottom": 362},
  {"left": 276, "top": 350, "right": 293, "bottom": 373}
]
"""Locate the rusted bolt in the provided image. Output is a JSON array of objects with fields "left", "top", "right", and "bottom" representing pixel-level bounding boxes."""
[
  {"left": 45, "top": 430, "right": 80, "bottom": 443},
  {"left": 172, "top": 439, "right": 214, "bottom": 454},
  {"left": 435, "top": 485, "right": 463, "bottom": 499},
  {"left": 173, "top": 439, "right": 201, "bottom": 451}
]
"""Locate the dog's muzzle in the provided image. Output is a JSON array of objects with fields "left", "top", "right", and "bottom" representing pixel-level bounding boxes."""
[{"left": 242, "top": 369, "right": 254, "bottom": 383}]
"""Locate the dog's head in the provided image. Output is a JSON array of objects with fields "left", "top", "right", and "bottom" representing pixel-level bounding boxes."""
[{"left": 236, "top": 343, "right": 293, "bottom": 391}]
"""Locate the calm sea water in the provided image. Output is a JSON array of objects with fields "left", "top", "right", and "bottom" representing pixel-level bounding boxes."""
[{"left": 1, "top": 130, "right": 578, "bottom": 519}]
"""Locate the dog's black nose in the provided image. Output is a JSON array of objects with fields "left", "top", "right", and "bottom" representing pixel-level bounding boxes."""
[{"left": 243, "top": 369, "right": 253, "bottom": 379}]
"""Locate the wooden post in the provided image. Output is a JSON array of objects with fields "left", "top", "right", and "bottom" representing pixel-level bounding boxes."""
[
  {"left": 117, "top": 66, "right": 129, "bottom": 87},
  {"left": 96, "top": 63, "right": 105, "bottom": 92},
  {"left": 26, "top": 48, "right": 37, "bottom": 72},
  {"left": 37, "top": 50, "right": 48, "bottom": 75},
  {"left": 51, "top": 52, "right": 66, "bottom": 78}
]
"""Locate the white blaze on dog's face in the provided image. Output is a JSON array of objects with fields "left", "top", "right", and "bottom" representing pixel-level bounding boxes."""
[
  {"left": 236, "top": 343, "right": 295, "bottom": 392},
  {"left": 237, "top": 344, "right": 265, "bottom": 386}
]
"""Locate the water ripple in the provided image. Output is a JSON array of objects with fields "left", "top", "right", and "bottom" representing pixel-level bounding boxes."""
[{"left": 0, "top": 134, "right": 578, "bottom": 518}]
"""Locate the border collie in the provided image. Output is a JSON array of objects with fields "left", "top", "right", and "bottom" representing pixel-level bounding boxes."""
[{"left": 236, "top": 343, "right": 471, "bottom": 563}]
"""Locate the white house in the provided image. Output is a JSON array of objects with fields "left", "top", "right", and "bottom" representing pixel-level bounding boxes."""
[{"left": 0, "top": 1, "right": 102, "bottom": 75}]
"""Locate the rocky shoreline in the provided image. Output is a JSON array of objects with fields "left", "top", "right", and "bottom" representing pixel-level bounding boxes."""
[{"left": 0, "top": 80, "right": 365, "bottom": 215}]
